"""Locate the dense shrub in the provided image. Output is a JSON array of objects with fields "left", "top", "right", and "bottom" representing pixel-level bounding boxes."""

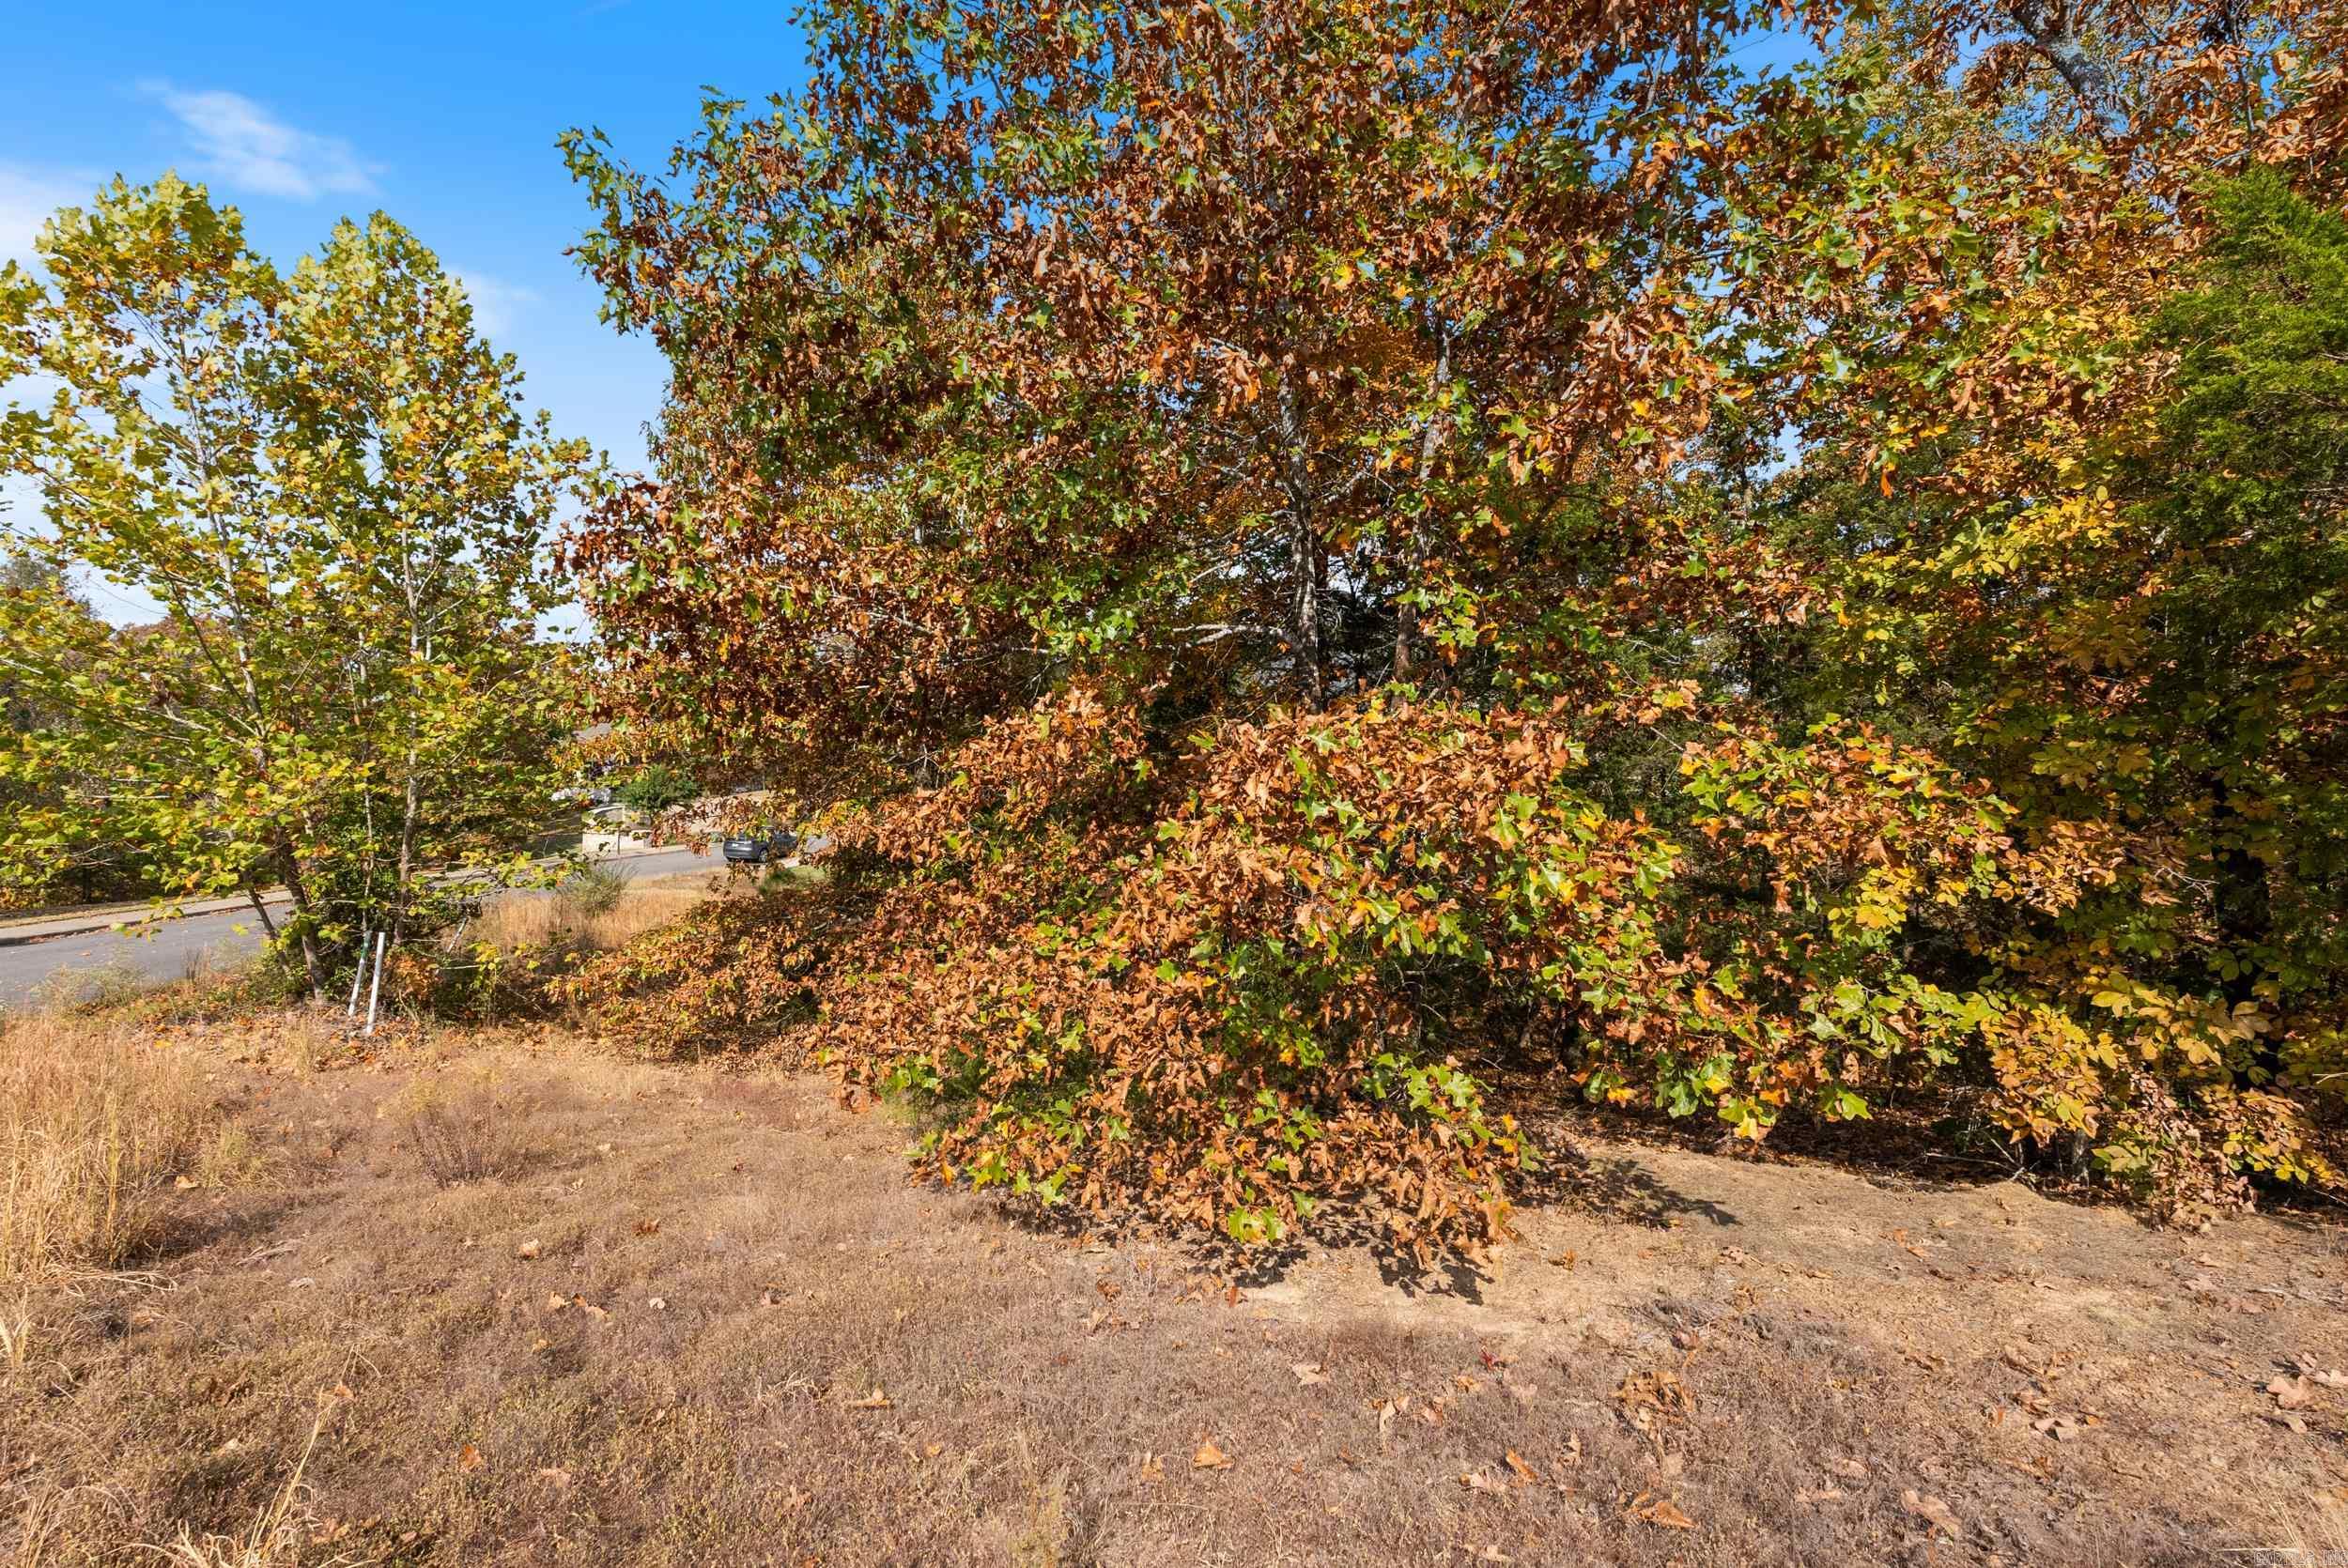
[{"left": 560, "top": 0, "right": 2348, "bottom": 1251}]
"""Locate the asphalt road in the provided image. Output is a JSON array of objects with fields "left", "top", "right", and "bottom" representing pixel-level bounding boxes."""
[{"left": 0, "top": 846, "right": 723, "bottom": 1007}]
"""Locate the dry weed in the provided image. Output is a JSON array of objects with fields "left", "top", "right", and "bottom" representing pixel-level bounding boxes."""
[
  {"left": 0, "top": 1281, "right": 31, "bottom": 1375},
  {"left": 460, "top": 884, "right": 704, "bottom": 959},
  {"left": 0, "top": 1015, "right": 215, "bottom": 1279},
  {"left": 392, "top": 1069, "right": 544, "bottom": 1186},
  {"left": 138, "top": 1409, "right": 345, "bottom": 1568},
  {"left": 26, "top": 957, "right": 151, "bottom": 1014}
]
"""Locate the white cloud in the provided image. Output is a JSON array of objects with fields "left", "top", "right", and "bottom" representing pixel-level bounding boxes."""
[
  {"left": 448, "top": 269, "right": 539, "bottom": 341},
  {"left": 0, "top": 164, "right": 93, "bottom": 268},
  {"left": 138, "top": 81, "right": 379, "bottom": 201}
]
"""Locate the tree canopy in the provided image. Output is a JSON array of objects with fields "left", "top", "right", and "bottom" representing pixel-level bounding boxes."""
[
  {"left": 0, "top": 177, "right": 596, "bottom": 993},
  {"left": 560, "top": 0, "right": 2348, "bottom": 1254}
]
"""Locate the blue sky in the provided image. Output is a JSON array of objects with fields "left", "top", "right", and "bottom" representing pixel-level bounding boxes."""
[{"left": 3, "top": 0, "right": 819, "bottom": 621}]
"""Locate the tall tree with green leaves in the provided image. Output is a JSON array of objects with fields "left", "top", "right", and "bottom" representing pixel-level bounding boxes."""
[
  {"left": 0, "top": 175, "right": 596, "bottom": 994},
  {"left": 561, "top": 0, "right": 2348, "bottom": 1250}
]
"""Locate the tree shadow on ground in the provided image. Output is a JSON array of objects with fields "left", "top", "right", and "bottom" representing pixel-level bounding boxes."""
[
  {"left": 985, "top": 1143, "right": 1744, "bottom": 1302},
  {"left": 1532, "top": 1143, "right": 1742, "bottom": 1232}
]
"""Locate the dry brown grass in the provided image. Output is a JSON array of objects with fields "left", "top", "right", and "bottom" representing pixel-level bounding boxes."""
[
  {"left": 390, "top": 1065, "right": 576, "bottom": 1187},
  {"left": 136, "top": 1409, "right": 340, "bottom": 1568},
  {"left": 0, "top": 1014, "right": 218, "bottom": 1280},
  {"left": 460, "top": 880, "right": 711, "bottom": 959},
  {"left": 3, "top": 1021, "right": 2342, "bottom": 1565}
]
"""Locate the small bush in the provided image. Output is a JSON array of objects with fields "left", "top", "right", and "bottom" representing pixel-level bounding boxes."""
[
  {"left": 393, "top": 1074, "right": 534, "bottom": 1186},
  {"left": 557, "top": 863, "right": 629, "bottom": 919},
  {"left": 28, "top": 957, "right": 153, "bottom": 1015},
  {"left": 425, "top": 881, "right": 713, "bottom": 1022},
  {"left": 0, "top": 1016, "right": 216, "bottom": 1278},
  {"left": 556, "top": 893, "right": 827, "bottom": 1059}
]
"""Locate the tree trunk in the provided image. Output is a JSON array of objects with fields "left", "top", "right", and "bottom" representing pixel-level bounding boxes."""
[
  {"left": 243, "top": 880, "right": 280, "bottom": 943},
  {"left": 270, "top": 835, "right": 327, "bottom": 1001},
  {"left": 1393, "top": 324, "right": 1451, "bottom": 684},
  {"left": 394, "top": 765, "right": 419, "bottom": 949},
  {"left": 1277, "top": 377, "right": 1324, "bottom": 710}
]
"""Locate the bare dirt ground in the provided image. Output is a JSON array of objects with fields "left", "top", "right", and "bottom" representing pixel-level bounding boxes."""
[{"left": 6, "top": 1029, "right": 2345, "bottom": 1566}]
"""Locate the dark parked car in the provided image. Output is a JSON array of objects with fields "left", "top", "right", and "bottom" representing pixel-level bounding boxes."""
[{"left": 721, "top": 828, "right": 799, "bottom": 866}]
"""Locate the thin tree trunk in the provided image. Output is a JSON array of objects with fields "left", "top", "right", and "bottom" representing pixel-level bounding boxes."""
[
  {"left": 394, "top": 767, "right": 419, "bottom": 948},
  {"left": 270, "top": 834, "right": 327, "bottom": 1000},
  {"left": 243, "top": 881, "right": 280, "bottom": 943},
  {"left": 1394, "top": 325, "right": 1451, "bottom": 684},
  {"left": 392, "top": 544, "right": 426, "bottom": 949},
  {"left": 1277, "top": 377, "right": 1324, "bottom": 711}
]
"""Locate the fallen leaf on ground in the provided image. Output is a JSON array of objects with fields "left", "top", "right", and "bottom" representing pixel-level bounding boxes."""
[
  {"left": 1193, "top": 1440, "right": 1233, "bottom": 1470},
  {"left": 847, "top": 1390, "right": 891, "bottom": 1409},
  {"left": 1290, "top": 1362, "right": 1328, "bottom": 1386},
  {"left": 2268, "top": 1375, "right": 2316, "bottom": 1410},
  {"left": 516, "top": 1239, "right": 540, "bottom": 1259},
  {"left": 457, "top": 1443, "right": 486, "bottom": 1472},
  {"left": 1797, "top": 1487, "right": 1845, "bottom": 1503},
  {"left": 1505, "top": 1449, "right": 1539, "bottom": 1483},
  {"left": 1630, "top": 1494, "right": 1697, "bottom": 1530},
  {"left": 1903, "top": 1488, "right": 1962, "bottom": 1539},
  {"left": 1460, "top": 1469, "right": 1508, "bottom": 1494},
  {"left": 536, "top": 1467, "right": 571, "bottom": 1486}
]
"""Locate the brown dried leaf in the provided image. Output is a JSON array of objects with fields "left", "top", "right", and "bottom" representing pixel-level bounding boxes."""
[
  {"left": 1903, "top": 1488, "right": 1962, "bottom": 1539},
  {"left": 2269, "top": 1375, "right": 2316, "bottom": 1410},
  {"left": 1630, "top": 1494, "right": 1697, "bottom": 1530}
]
